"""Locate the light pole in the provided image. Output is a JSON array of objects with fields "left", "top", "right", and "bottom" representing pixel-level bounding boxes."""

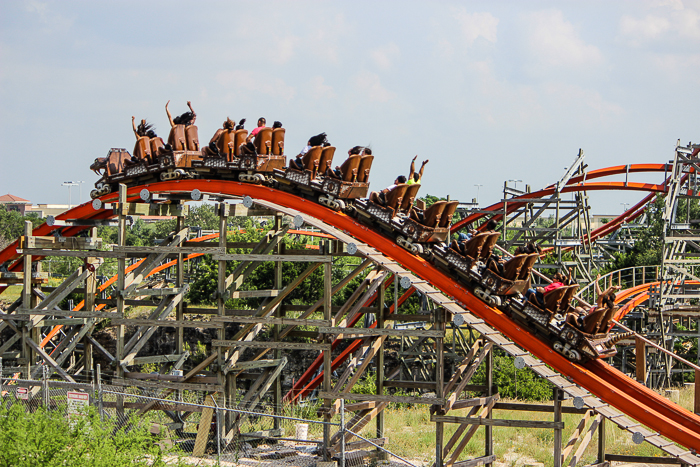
[
  {"left": 621, "top": 203, "right": 630, "bottom": 214},
  {"left": 474, "top": 184, "right": 483, "bottom": 204},
  {"left": 508, "top": 179, "right": 523, "bottom": 191},
  {"left": 62, "top": 181, "right": 79, "bottom": 207}
]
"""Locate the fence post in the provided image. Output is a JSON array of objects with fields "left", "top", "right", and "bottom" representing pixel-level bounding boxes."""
[
  {"left": 216, "top": 403, "right": 222, "bottom": 462},
  {"left": 96, "top": 364, "right": 104, "bottom": 421},
  {"left": 340, "top": 398, "right": 345, "bottom": 467},
  {"left": 42, "top": 365, "right": 49, "bottom": 408}
]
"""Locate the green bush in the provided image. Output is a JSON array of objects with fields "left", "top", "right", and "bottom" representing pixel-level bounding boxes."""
[
  {"left": 470, "top": 351, "right": 553, "bottom": 401},
  {"left": 0, "top": 403, "right": 183, "bottom": 467}
]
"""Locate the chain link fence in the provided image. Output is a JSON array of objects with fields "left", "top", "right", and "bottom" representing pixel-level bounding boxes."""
[{"left": 0, "top": 360, "right": 417, "bottom": 467}]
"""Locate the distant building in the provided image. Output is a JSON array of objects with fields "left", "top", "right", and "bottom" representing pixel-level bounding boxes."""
[
  {"left": 0, "top": 194, "right": 31, "bottom": 215},
  {"left": 0, "top": 194, "right": 74, "bottom": 218},
  {"left": 28, "top": 204, "right": 73, "bottom": 218}
]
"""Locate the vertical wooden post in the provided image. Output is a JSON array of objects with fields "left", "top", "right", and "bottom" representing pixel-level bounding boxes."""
[
  {"left": 322, "top": 244, "right": 332, "bottom": 460},
  {"left": 175, "top": 214, "right": 185, "bottom": 358},
  {"left": 485, "top": 344, "right": 493, "bottom": 466},
  {"left": 636, "top": 336, "right": 646, "bottom": 384},
  {"left": 597, "top": 415, "right": 606, "bottom": 464},
  {"left": 22, "top": 221, "right": 33, "bottom": 378},
  {"left": 553, "top": 388, "right": 563, "bottom": 467},
  {"left": 84, "top": 227, "right": 97, "bottom": 377},
  {"left": 217, "top": 204, "right": 228, "bottom": 390},
  {"left": 115, "top": 184, "right": 127, "bottom": 417},
  {"left": 273, "top": 213, "right": 283, "bottom": 430},
  {"left": 375, "top": 273, "right": 387, "bottom": 460},
  {"left": 435, "top": 307, "right": 445, "bottom": 467}
]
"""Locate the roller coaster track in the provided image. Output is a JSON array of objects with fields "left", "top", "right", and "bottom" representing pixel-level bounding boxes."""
[
  {"left": 2, "top": 180, "right": 700, "bottom": 462},
  {"left": 451, "top": 163, "right": 671, "bottom": 238}
]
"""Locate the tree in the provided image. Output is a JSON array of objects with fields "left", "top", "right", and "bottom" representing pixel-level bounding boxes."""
[{"left": 0, "top": 205, "right": 44, "bottom": 250}]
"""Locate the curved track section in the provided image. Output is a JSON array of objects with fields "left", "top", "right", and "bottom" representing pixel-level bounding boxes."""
[
  {"left": 2, "top": 179, "right": 700, "bottom": 460},
  {"left": 451, "top": 163, "right": 671, "bottom": 234}
]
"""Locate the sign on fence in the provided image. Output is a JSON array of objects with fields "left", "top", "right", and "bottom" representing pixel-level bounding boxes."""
[
  {"left": 67, "top": 391, "right": 89, "bottom": 427},
  {"left": 17, "top": 387, "right": 28, "bottom": 400}
]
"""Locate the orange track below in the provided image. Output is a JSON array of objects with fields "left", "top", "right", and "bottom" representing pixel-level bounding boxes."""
[{"left": 2, "top": 179, "right": 700, "bottom": 451}]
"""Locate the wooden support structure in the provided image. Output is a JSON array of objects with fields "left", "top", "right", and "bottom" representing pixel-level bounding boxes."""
[{"left": 2, "top": 193, "right": 687, "bottom": 467}]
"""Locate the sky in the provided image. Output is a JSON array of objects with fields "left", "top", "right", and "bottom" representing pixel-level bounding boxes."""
[{"left": 1, "top": 0, "right": 699, "bottom": 215}]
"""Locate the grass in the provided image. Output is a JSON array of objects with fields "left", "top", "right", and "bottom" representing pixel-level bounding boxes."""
[{"left": 340, "top": 388, "right": 693, "bottom": 466}]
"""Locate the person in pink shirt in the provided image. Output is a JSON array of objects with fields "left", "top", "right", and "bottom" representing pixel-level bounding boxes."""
[
  {"left": 246, "top": 117, "right": 267, "bottom": 142},
  {"left": 525, "top": 269, "right": 572, "bottom": 308}
]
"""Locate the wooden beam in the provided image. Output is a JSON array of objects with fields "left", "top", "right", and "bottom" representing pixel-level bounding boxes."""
[
  {"left": 432, "top": 415, "right": 564, "bottom": 429},
  {"left": 212, "top": 316, "right": 331, "bottom": 327},
  {"left": 321, "top": 391, "right": 445, "bottom": 405},
  {"left": 445, "top": 343, "right": 493, "bottom": 412},
  {"left": 193, "top": 394, "right": 217, "bottom": 457},
  {"left": 213, "top": 340, "right": 330, "bottom": 351},
  {"left": 319, "top": 326, "right": 444, "bottom": 338},
  {"left": 452, "top": 455, "right": 496, "bottom": 467},
  {"left": 112, "top": 378, "right": 223, "bottom": 392},
  {"left": 110, "top": 318, "right": 222, "bottom": 328},
  {"left": 567, "top": 414, "right": 602, "bottom": 467},
  {"left": 561, "top": 410, "right": 592, "bottom": 463},
  {"left": 213, "top": 253, "right": 332, "bottom": 262}
]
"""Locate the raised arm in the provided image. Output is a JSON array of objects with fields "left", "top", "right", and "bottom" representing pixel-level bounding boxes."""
[
  {"left": 165, "top": 100, "right": 175, "bottom": 127},
  {"left": 417, "top": 159, "right": 429, "bottom": 181},
  {"left": 594, "top": 274, "right": 603, "bottom": 296},
  {"left": 187, "top": 101, "right": 196, "bottom": 124},
  {"left": 408, "top": 155, "right": 417, "bottom": 180},
  {"left": 132, "top": 116, "right": 139, "bottom": 139}
]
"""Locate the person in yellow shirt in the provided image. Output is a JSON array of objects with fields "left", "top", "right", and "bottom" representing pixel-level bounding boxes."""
[{"left": 408, "top": 155, "right": 428, "bottom": 185}]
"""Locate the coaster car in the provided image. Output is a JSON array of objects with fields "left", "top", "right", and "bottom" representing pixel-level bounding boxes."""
[
  {"left": 192, "top": 147, "right": 286, "bottom": 184},
  {"left": 273, "top": 150, "right": 371, "bottom": 210},
  {"left": 353, "top": 187, "right": 457, "bottom": 254}
]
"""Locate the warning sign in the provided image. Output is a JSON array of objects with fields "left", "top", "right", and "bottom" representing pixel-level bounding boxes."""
[
  {"left": 17, "top": 387, "right": 28, "bottom": 400},
  {"left": 67, "top": 391, "right": 89, "bottom": 427}
]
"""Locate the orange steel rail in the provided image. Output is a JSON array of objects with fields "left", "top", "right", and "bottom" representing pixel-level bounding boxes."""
[
  {"left": 2, "top": 179, "right": 700, "bottom": 451},
  {"left": 451, "top": 162, "right": 672, "bottom": 233}
]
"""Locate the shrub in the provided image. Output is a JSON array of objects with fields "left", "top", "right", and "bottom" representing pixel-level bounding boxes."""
[{"left": 0, "top": 403, "right": 183, "bottom": 467}]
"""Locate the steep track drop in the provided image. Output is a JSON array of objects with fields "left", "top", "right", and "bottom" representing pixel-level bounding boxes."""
[{"left": 3, "top": 179, "right": 700, "bottom": 455}]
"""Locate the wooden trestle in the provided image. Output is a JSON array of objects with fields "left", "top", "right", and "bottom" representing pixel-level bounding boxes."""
[{"left": 1, "top": 184, "right": 698, "bottom": 466}]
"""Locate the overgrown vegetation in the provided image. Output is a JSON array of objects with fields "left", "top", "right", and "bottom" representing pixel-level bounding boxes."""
[{"left": 0, "top": 403, "right": 183, "bottom": 467}]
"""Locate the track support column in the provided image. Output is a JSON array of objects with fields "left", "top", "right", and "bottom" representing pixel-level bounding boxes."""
[
  {"left": 273, "top": 213, "right": 283, "bottom": 430},
  {"left": 175, "top": 213, "right": 185, "bottom": 359},
  {"left": 375, "top": 273, "right": 387, "bottom": 461},
  {"left": 115, "top": 184, "right": 127, "bottom": 417},
  {"left": 217, "top": 203, "right": 228, "bottom": 398},
  {"left": 21, "top": 221, "right": 33, "bottom": 378},
  {"left": 485, "top": 343, "right": 493, "bottom": 466},
  {"left": 553, "top": 387, "right": 563, "bottom": 467},
  {"left": 435, "top": 307, "right": 445, "bottom": 467},
  {"left": 322, "top": 242, "right": 332, "bottom": 461}
]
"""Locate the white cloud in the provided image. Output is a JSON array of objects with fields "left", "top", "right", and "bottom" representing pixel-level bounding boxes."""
[
  {"left": 453, "top": 9, "right": 499, "bottom": 46},
  {"left": 543, "top": 83, "right": 624, "bottom": 121},
  {"left": 268, "top": 35, "right": 301, "bottom": 65},
  {"left": 351, "top": 71, "right": 395, "bottom": 103},
  {"left": 619, "top": 14, "right": 671, "bottom": 43},
  {"left": 308, "top": 76, "right": 336, "bottom": 100},
  {"left": 522, "top": 10, "right": 602, "bottom": 70},
  {"left": 215, "top": 70, "right": 295, "bottom": 101},
  {"left": 306, "top": 13, "right": 350, "bottom": 64},
  {"left": 371, "top": 43, "right": 400, "bottom": 71},
  {"left": 23, "top": 0, "right": 73, "bottom": 33}
]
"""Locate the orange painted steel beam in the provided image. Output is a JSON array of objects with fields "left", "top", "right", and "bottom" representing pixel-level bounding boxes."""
[{"left": 452, "top": 181, "right": 666, "bottom": 233}]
